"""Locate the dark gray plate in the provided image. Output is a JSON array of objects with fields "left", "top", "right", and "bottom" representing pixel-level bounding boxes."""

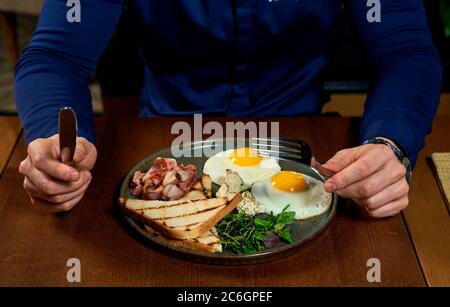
[{"left": 119, "top": 138, "right": 337, "bottom": 265}]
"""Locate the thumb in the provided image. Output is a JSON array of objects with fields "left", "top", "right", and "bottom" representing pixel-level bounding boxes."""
[
  {"left": 73, "top": 140, "right": 87, "bottom": 164},
  {"left": 322, "top": 147, "right": 362, "bottom": 173},
  {"left": 73, "top": 137, "right": 97, "bottom": 170}
]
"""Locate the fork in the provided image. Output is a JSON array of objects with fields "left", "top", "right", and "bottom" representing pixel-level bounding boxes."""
[{"left": 250, "top": 137, "right": 335, "bottom": 180}]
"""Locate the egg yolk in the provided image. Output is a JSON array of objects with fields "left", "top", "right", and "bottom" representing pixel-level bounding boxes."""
[
  {"left": 229, "top": 148, "right": 262, "bottom": 166},
  {"left": 271, "top": 171, "right": 308, "bottom": 192}
]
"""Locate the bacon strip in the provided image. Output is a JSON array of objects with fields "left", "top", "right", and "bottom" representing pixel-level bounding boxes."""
[{"left": 129, "top": 157, "right": 197, "bottom": 201}]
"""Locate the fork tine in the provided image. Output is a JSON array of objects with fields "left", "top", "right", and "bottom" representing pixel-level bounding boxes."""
[
  {"left": 256, "top": 152, "right": 305, "bottom": 164},
  {"left": 252, "top": 138, "right": 312, "bottom": 165},
  {"left": 251, "top": 137, "right": 304, "bottom": 146},
  {"left": 184, "top": 138, "right": 312, "bottom": 164},
  {"left": 256, "top": 148, "right": 303, "bottom": 159},
  {"left": 250, "top": 142, "right": 302, "bottom": 154}
]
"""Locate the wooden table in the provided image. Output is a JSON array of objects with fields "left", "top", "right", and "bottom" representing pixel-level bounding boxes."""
[
  {"left": 403, "top": 117, "right": 450, "bottom": 286},
  {"left": 0, "top": 116, "right": 448, "bottom": 286},
  {"left": 0, "top": 116, "right": 21, "bottom": 177}
]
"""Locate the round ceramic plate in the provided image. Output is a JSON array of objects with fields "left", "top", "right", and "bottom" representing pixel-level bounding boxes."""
[{"left": 119, "top": 138, "right": 337, "bottom": 265}]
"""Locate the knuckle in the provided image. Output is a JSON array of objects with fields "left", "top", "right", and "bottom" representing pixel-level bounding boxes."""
[
  {"left": 356, "top": 160, "right": 371, "bottom": 177},
  {"left": 336, "top": 149, "right": 347, "bottom": 157},
  {"left": 48, "top": 194, "right": 64, "bottom": 204},
  {"left": 334, "top": 148, "right": 351, "bottom": 160},
  {"left": 365, "top": 197, "right": 379, "bottom": 210},
  {"left": 26, "top": 145, "right": 34, "bottom": 156},
  {"left": 32, "top": 153, "right": 44, "bottom": 166},
  {"left": 381, "top": 145, "right": 393, "bottom": 157},
  {"left": 359, "top": 184, "right": 373, "bottom": 198},
  {"left": 81, "top": 180, "right": 91, "bottom": 192},
  {"left": 74, "top": 178, "right": 86, "bottom": 190},
  {"left": 40, "top": 180, "right": 55, "bottom": 195},
  {"left": 400, "top": 181, "right": 410, "bottom": 195},
  {"left": 18, "top": 160, "right": 27, "bottom": 174},
  {"left": 366, "top": 208, "right": 379, "bottom": 218},
  {"left": 332, "top": 176, "right": 344, "bottom": 189},
  {"left": 401, "top": 197, "right": 409, "bottom": 210},
  {"left": 394, "top": 164, "right": 407, "bottom": 178}
]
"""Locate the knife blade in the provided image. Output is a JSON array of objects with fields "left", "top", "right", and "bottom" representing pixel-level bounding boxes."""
[{"left": 58, "top": 107, "right": 78, "bottom": 165}]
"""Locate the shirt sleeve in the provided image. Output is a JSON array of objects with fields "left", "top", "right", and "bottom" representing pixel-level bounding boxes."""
[
  {"left": 347, "top": 0, "right": 442, "bottom": 167},
  {"left": 15, "top": 0, "right": 123, "bottom": 144}
]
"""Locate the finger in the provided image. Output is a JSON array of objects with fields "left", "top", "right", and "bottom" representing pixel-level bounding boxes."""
[
  {"left": 365, "top": 196, "right": 409, "bottom": 218},
  {"left": 31, "top": 193, "right": 85, "bottom": 213},
  {"left": 25, "top": 174, "right": 91, "bottom": 204},
  {"left": 356, "top": 178, "right": 409, "bottom": 210},
  {"left": 28, "top": 145, "right": 79, "bottom": 182},
  {"left": 26, "top": 166, "right": 91, "bottom": 196},
  {"left": 18, "top": 156, "right": 32, "bottom": 176},
  {"left": 322, "top": 148, "right": 359, "bottom": 173},
  {"left": 73, "top": 138, "right": 97, "bottom": 171},
  {"left": 335, "top": 160, "right": 406, "bottom": 199},
  {"left": 23, "top": 176, "right": 40, "bottom": 197},
  {"left": 73, "top": 138, "right": 89, "bottom": 164},
  {"left": 325, "top": 146, "right": 392, "bottom": 191}
]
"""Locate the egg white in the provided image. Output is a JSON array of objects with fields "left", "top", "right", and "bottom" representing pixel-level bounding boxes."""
[
  {"left": 203, "top": 149, "right": 281, "bottom": 187},
  {"left": 251, "top": 173, "right": 332, "bottom": 220}
]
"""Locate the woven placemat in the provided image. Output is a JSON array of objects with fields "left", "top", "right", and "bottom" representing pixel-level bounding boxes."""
[{"left": 431, "top": 153, "right": 450, "bottom": 214}]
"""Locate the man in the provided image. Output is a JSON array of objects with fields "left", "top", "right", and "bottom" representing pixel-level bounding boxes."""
[{"left": 15, "top": 0, "right": 442, "bottom": 217}]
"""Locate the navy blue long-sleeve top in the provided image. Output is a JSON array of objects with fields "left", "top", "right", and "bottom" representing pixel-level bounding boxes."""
[{"left": 15, "top": 0, "right": 442, "bottom": 166}]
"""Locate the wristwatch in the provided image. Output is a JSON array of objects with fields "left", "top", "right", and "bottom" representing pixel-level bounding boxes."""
[{"left": 362, "top": 137, "right": 412, "bottom": 184}]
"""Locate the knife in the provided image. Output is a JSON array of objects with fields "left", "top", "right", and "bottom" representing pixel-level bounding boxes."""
[{"left": 58, "top": 107, "right": 78, "bottom": 165}]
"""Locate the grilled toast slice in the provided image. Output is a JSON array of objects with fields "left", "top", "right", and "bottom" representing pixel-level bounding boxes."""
[
  {"left": 119, "top": 193, "right": 241, "bottom": 240},
  {"left": 144, "top": 225, "right": 222, "bottom": 253}
]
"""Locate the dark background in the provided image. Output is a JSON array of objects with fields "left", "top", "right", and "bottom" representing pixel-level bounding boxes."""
[
  {"left": 95, "top": 1, "right": 450, "bottom": 101},
  {"left": 0, "top": 0, "right": 449, "bottom": 115}
]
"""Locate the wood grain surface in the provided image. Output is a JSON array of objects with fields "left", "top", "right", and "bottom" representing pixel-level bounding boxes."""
[
  {"left": 403, "top": 116, "right": 450, "bottom": 286},
  {"left": 0, "top": 117, "right": 425, "bottom": 286},
  {"left": 0, "top": 116, "right": 21, "bottom": 177}
]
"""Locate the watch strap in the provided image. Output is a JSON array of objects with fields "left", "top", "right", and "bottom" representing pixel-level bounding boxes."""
[{"left": 362, "top": 137, "right": 404, "bottom": 162}]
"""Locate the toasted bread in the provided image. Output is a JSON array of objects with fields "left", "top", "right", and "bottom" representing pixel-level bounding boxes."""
[
  {"left": 180, "top": 189, "right": 208, "bottom": 201},
  {"left": 119, "top": 193, "right": 241, "bottom": 240},
  {"left": 144, "top": 225, "right": 222, "bottom": 253}
]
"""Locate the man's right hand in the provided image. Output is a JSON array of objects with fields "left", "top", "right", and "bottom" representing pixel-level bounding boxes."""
[{"left": 19, "top": 134, "right": 97, "bottom": 212}]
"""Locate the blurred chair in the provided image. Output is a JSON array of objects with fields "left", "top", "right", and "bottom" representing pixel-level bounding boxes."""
[{"left": 0, "top": 0, "right": 43, "bottom": 69}]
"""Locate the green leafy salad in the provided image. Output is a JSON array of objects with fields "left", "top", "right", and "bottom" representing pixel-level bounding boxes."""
[{"left": 216, "top": 205, "right": 296, "bottom": 254}]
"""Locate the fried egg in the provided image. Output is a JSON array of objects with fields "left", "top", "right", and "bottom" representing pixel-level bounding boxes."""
[
  {"left": 203, "top": 148, "right": 281, "bottom": 187},
  {"left": 251, "top": 171, "right": 332, "bottom": 219}
]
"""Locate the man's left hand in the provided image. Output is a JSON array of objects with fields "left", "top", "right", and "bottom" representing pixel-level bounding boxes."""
[{"left": 321, "top": 142, "right": 409, "bottom": 218}]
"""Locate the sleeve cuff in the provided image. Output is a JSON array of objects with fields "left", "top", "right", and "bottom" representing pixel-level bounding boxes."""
[
  {"left": 22, "top": 113, "right": 96, "bottom": 145},
  {"left": 360, "top": 118, "right": 424, "bottom": 168}
]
